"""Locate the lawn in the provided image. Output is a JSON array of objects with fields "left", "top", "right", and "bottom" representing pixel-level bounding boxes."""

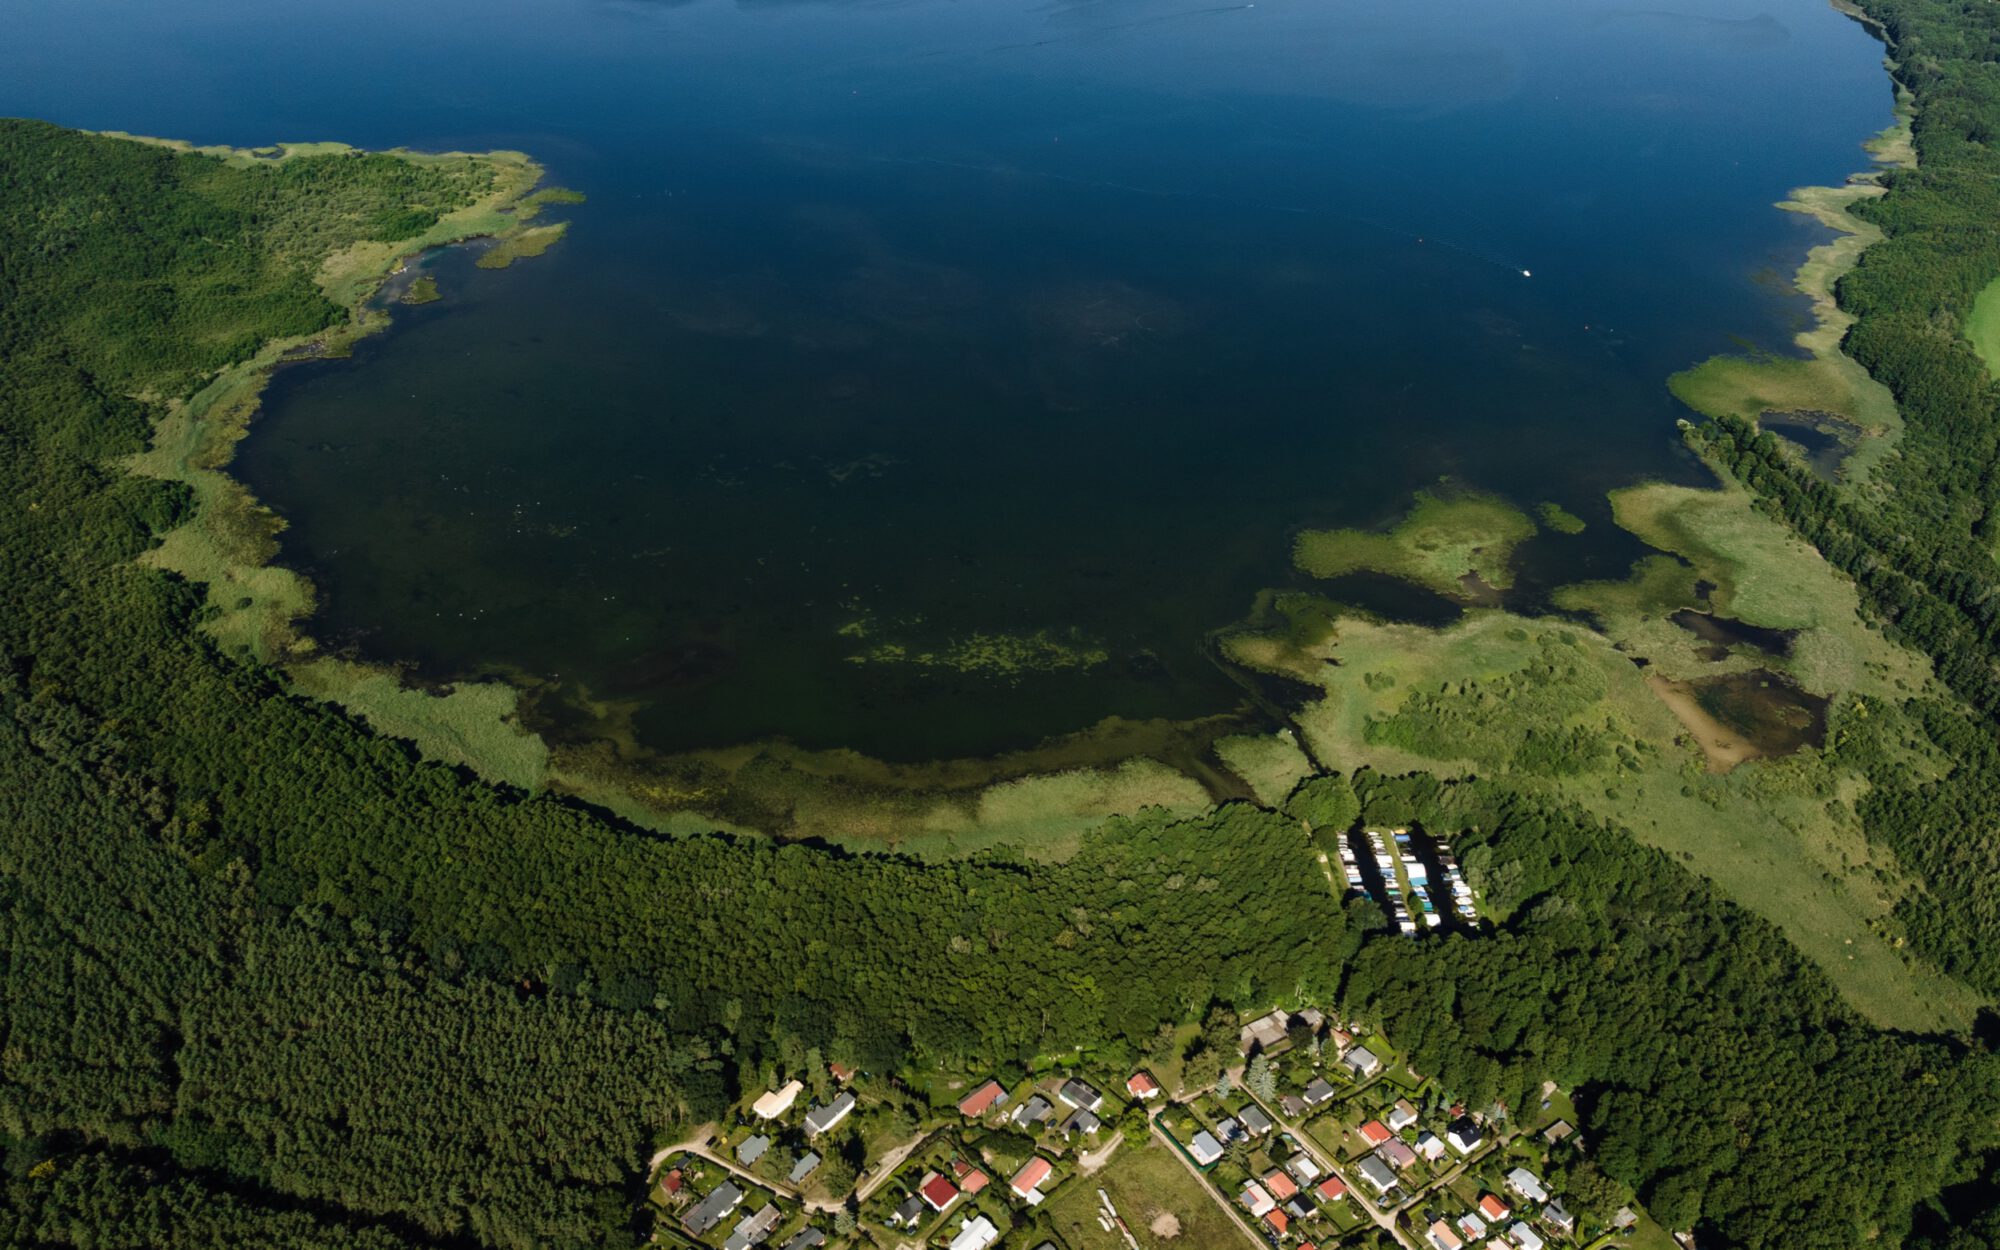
[{"left": 1039, "top": 1135, "right": 1254, "bottom": 1250}]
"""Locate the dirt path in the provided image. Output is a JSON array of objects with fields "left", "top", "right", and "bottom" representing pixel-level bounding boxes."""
[
  {"left": 1079, "top": 1130, "right": 1126, "bottom": 1175},
  {"left": 644, "top": 1126, "right": 804, "bottom": 1205}
]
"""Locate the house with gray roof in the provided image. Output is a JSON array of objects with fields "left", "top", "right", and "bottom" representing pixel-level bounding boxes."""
[
  {"left": 682, "top": 1182, "right": 745, "bottom": 1236},
  {"left": 737, "top": 1134, "right": 771, "bottom": 1165},
  {"left": 781, "top": 1231, "right": 827, "bottom": 1250},
  {"left": 1355, "top": 1154, "right": 1398, "bottom": 1195},
  {"left": 1343, "top": 1045, "right": 1382, "bottom": 1078},
  {"left": 1061, "top": 1107, "right": 1101, "bottom": 1137},
  {"left": 1011, "top": 1093, "right": 1053, "bottom": 1127},
  {"left": 723, "top": 1202, "right": 782, "bottom": 1250},
  {"left": 1058, "top": 1078, "right": 1103, "bottom": 1112},
  {"left": 788, "top": 1151, "right": 821, "bottom": 1185},
  {"left": 1302, "top": 1077, "right": 1338, "bottom": 1106},
  {"left": 1238, "top": 1104, "right": 1274, "bottom": 1136},
  {"left": 804, "top": 1091, "right": 856, "bottom": 1137},
  {"left": 1188, "top": 1130, "right": 1224, "bottom": 1166}
]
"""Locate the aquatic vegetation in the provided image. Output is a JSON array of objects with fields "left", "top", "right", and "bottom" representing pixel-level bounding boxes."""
[
  {"left": 400, "top": 273, "right": 441, "bottom": 304},
  {"left": 1293, "top": 489, "right": 1537, "bottom": 598},
  {"left": 476, "top": 221, "right": 568, "bottom": 269},
  {"left": 1536, "top": 500, "right": 1587, "bottom": 533},
  {"left": 848, "top": 627, "right": 1109, "bottom": 679}
]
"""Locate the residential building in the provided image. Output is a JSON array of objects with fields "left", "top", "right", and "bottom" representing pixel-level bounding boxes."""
[
  {"left": 1264, "top": 1170, "right": 1299, "bottom": 1201},
  {"left": 1511, "top": 1222, "right": 1546, "bottom": 1250},
  {"left": 1188, "top": 1130, "right": 1224, "bottom": 1166},
  {"left": 1281, "top": 1094, "right": 1309, "bottom": 1118},
  {"left": 1377, "top": 1138, "right": 1418, "bottom": 1170},
  {"left": 781, "top": 1231, "right": 826, "bottom": 1250},
  {"left": 1416, "top": 1131, "right": 1445, "bottom": 1161},
  {"left": 1506, "top": 1168, "right": 1550, "bottom": 1205},
  {"left": 1012, "top": 1094, "right": 1054, "bottom": 1127},
  {"left": 1358, "top": 1119, "right": 1392, "bottom": 1147},
  {"left": 958, "top": 1079, "right": 1009, "bottom": 1118},
  {"left": 1479, "top": 1195, "right": 1512, "bottom": 1222},
  {"left": 919, "top": 1171, "right": 960, "bottom": 1212},
  {"left": 1128, "top": 1071, "right": 1162, "bottom": 1099},
  {"left": 723, "top": 1203, "right": 781, "bottom": 1250},
  {"left": 1430, "top": 1219, "right": 1466, "bottom": 1250},
  {"left": 952, "top": 1159, "right": 990, "bottom": 1194},
  {"left": 1216, "top": 1117, "right": 1244, "bottom": 1142},
  {"left": 1010, "top": 1156, "right": 1054, "bottom": 1200},
  {"left": 804, "top": 1092, "right": 855, "bottom": 1137},
  {"left": 1058, "top": 1078, "right": 1103, "bottom": 1112},
  {"left": 752, "top": 1080, "right": 803, "bottom": 1120},
  {"left": 1060, "top": 1107, "right": 1101, "bottom": 1138},
  {"left": 949, "top": 1215, "right": 1002, "bottom": 1250},
  {"left": 682, "top": 1183, "right": 744, "bottom": 1237},
  {"left": 788, "top": 1152, "right": 821, "bottom": 1185},
  {"left": 889, "top": 1196, "right": 924, "bottom": 1228},
  {"left": 1387, "top": 1099, "right": 1419, "bottom": 1132},
  {"left": 1458, "top": 1212, "right": 1489, "bottom": 1240},
  {"left": 1343, "top": 1046, "right": 1382, "bottom": 1078},
  {"left": 1544, "top": 1201, "right": 1575, "bottom": 1234},
  {"left": 1302, "top": 1077, "right": 1337, "bottom": 1107},
  {"left": 1239, "top": 1104, "right": 1275, "bottom": 1137},
  {"left": 1287, "top": 1152, "right": 1323, "bottom": 1184},
  {"left": 1447, "top": 1118, "right": 1484, "bottom": 1154},
  {"left": 1241, "top": 1181, "right": 1276, "bottom": 1217},
  {"left": 1241, "top": 1009, "right": 1291, "bottom": 1055},
  {"left": 1355, "top": 1154, "right": 1398, "bottom": 1194},
  {"left": 737, "top": 1135, "right": 770, "bottom": 1166},
  {"left": 1316, "top": 1175, "right": 1348, "bottom": 1202},
  {"left": 1267, "top": 1208, "right": 1291, "bottom": 1237}
]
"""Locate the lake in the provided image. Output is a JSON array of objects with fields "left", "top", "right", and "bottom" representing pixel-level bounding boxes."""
[{"left": 1, "top": 0, "right": 1893, "bottom": 762}]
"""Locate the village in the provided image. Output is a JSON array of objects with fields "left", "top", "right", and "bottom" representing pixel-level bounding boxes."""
[{"left": 646, "top": 863, "right": 1679, "bottom": 1250}]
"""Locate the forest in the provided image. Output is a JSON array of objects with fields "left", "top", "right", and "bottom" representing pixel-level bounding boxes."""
[{"left": 9, "top": 0, "right": 2000, "bottom": 1237}]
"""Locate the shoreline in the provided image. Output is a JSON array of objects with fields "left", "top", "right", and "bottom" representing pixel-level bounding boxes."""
[{"left": 125, "top": 135, "right": 573, "bottom": 791}]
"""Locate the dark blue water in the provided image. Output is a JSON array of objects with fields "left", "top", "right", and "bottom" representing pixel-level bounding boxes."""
[{"left": 1, "top": 0, "right": 1893, "bottom": 761}]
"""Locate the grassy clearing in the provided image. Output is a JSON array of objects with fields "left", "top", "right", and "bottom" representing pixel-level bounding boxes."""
[
  {"left": 1966, "top": 275, "right": 2000, "bottom": 379},
  {"left": 1294, "top": 489, "right": 1537, "bottom": 598},
  {"left": 1213, "top": 731, "right": 1315, "bottom": 806},
  {"left": 1040, "top": 1134, "right": 1252, "bottom": 1250}
]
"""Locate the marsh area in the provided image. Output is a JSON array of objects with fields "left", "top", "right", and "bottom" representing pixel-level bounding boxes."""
[{"left": 2, "top": 0, "right": 1895, "bottom": 769}]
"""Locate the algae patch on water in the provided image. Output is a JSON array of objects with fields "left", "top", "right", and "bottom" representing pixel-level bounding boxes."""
[
  {"left": 848, "top": 627, "right": 1109, "bottom": 679},
  {"left": 1293, "top": 489, "right": 1536, "bottom": 599}
]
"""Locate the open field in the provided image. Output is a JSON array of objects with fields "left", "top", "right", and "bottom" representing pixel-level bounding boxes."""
[{"left": 1040, "top": 1135, "right": 1253, "bottom": 1250}]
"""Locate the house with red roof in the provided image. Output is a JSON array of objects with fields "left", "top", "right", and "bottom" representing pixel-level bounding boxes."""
[
  {"left": 1127, "top": 1071, "right": 1161, "bottom": 1100},
  {"left": 1264, "top": 1170, "right": 1300, "bottom": 1202},
  {"left": 919, "top": 1171, "right": 960, "bottom": 1213},
  {"left": 952, "top": 1158, "right": 990, "bottom": 1195},
  {"left": 1316, "top": 1176, "right": 1348, "bottom": 1203},
  {"left": 1358, "top": 1119, "right": 1393, "bottom": 1146},
  {"left": 958, "top": 1079, "right": 1009, "bottom": 1118},
  {"left": 1479, "top": 1195, "right": 1512, "bottom": 1222},
  {"left": 1010, "top": 1156, "right": 1053, "bottom": 1200},
  {"left": 1266, "top": 1208, "right": 1291, "bottom": 1237}
]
